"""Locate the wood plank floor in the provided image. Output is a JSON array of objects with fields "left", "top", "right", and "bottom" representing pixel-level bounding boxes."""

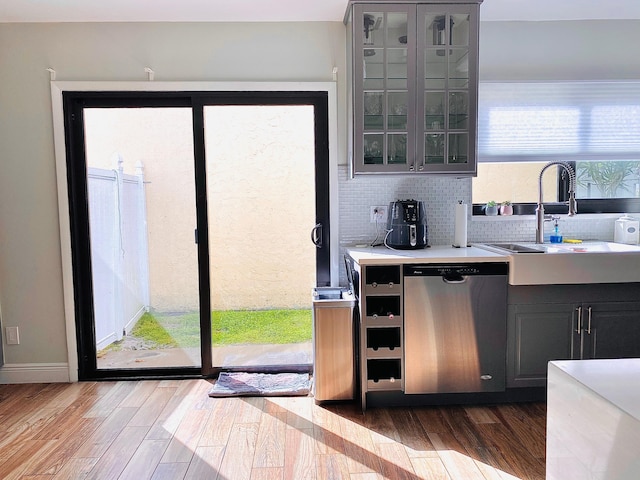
[{"left": 0, "top": 380, "right": 546, "bottom": 480}]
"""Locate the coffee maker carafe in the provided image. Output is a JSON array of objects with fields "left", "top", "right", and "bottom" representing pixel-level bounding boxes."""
[{"left": 386, "top": 200, "right": 428, "bottom": 249}]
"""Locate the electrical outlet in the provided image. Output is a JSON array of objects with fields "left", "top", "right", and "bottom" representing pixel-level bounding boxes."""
[
  {"left": 370, "top": 205, "right": 388, "bottom": 224},
  {"left": 6, "top": 326, "right": 19, "bottom": 345}
]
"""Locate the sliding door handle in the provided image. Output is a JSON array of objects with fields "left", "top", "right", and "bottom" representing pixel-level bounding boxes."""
[{"left": 311, "top": 223, "right": 323, "bottom": 248}]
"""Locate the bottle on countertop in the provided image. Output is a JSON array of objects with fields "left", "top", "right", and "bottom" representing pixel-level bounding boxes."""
[{"left": 550, "top": 217, "right": 563, "bottom": 244}]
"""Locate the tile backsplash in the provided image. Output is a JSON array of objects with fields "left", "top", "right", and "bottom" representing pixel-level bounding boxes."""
[{"left": 337, "top": 165, "right": 619, "bottom": 284}]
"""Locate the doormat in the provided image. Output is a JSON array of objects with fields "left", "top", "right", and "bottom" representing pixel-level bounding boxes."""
[{"left": 208, "top": 372, "right": 311, "bottom": 397}]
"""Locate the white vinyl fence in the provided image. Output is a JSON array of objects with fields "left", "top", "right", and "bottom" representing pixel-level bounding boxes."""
[{"left": 88, "top": 156, "right": 150, "bottom": 350}]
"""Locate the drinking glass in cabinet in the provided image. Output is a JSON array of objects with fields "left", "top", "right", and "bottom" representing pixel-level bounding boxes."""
[
  {"left": 364, "top": 92, "right": 383, "bottom": 130},
  {"left": 425, "top": 133, "right": 445, "bottom": 164},
  {"left": 388, "top": 134, "right": 407, "bottom": 165},
  {"left": 364, "top": 135, "right": 384, "bottom": 165},
  {"left": 425, "top": 92, "right": 445, "bottom": 131},
  {"left": 388, "top": 92, "right": 408, "bottom": 130}
]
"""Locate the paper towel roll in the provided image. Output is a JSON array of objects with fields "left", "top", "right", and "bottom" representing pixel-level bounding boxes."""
[{"left": 454, "top": 202, "right": 468, "bottom": 248}]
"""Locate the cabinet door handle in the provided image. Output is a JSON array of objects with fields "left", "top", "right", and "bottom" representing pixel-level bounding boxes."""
[
  {"left": 576, "top": 306, "right": 582, "bottom": 334},
  {"left": 586, "top": 306, "right": 592, "bottom": 335}
]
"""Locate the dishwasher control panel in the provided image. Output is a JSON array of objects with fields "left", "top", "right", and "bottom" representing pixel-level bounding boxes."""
[{"left": 404, "top": 262, "right": 508, "bottom": 277}]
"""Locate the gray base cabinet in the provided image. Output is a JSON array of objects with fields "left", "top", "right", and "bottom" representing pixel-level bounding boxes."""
[
  {"left": 507, "top": 303, "right": 578, "bottom": 388},
  {"left": 507, "top": 284, "right": 640, "bottom": 388},
  {"left": 584, "top": 302, "right": 640, "bottom": 359}
]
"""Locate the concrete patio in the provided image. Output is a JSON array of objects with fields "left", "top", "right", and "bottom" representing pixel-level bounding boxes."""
[{"left": 97, "top": 341, "right": 313, "bottom": 370}]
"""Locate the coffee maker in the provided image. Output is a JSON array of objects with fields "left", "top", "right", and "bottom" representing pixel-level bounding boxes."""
[{"left": 386, "top": 200, "right": 428, "bottom": 249}]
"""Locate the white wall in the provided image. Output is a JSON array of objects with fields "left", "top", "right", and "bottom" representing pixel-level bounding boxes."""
[
  {"left": 0, "top": 21, "right": 346, "bottom": 379},
  {"left": 480, "top": 20, "right": 640, "bottom": 81},
  {"left": 2, "top": 18, "right": 640, "bottom": 380}
]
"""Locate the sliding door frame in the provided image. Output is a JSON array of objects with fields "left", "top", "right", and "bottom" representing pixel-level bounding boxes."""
[{"left": 51, "top": 82, "right": 339, "bottom": 382}]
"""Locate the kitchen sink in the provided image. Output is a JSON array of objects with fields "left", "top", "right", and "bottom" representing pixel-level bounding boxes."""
[
  {"left": 477, "top": 241, "right": 640, "bottom": 285},
  {"left": 483, "top": 243, "right": 544, "bottom": 254}
]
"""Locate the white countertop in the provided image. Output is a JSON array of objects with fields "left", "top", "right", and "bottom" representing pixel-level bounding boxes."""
[
  {"left": 346, "top": 245, "right": 508, "bottom": 265},
  {"left": 547, "top": 359, "right": 640, "bottom": 479},
  {"left": 550, "top": 359, "right": 640, "bottom": 422}
]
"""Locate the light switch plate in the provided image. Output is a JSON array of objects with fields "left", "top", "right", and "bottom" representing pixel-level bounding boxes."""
[{"left": 6, "top": 326, "right": 19, "bottom": 345}]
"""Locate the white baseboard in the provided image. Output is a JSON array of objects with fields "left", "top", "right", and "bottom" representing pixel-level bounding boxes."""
[{"left": 0, "top": 363, "right": 71, "bottom": 384}]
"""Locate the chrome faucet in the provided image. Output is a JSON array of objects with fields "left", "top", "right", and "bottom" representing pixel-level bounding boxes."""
[{"left": 535, "top": 161, "right": 577, "bottom": 243}]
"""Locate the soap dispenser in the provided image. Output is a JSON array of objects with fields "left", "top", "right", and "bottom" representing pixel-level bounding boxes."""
[{"left": 550, "top": 217, "right": 563, "bottom": 244}]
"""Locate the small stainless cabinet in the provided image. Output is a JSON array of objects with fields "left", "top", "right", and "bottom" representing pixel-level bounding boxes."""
[{"left": 312, "top": 287, "right": 356, "bottom": 402}]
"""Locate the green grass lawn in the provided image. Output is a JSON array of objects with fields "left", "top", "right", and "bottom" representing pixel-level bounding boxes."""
[{"left": 129, "top": 309, "right": 313, "bottom": 348}]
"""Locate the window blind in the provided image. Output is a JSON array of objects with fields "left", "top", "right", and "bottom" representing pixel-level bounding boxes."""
[{"left": 478, "top": 81, "right": 640, "bottom": 162}]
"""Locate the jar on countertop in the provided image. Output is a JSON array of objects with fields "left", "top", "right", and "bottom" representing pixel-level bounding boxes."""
[{"left": 614, "top": 214, "right": 640, "bottom": 245}]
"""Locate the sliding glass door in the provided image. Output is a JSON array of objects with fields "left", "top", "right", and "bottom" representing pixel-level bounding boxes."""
[
  {"left": 63, "top": 91, "right": 330, "bottom": 380},
  {"left": 83, "top": 107, "right": 202, "bottom": 371},
  {"left": 203, "top": 103, "right": 317, "bottom": 371}
]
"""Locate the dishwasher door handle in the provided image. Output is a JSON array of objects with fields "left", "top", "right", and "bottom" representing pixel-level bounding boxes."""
[{"left": 442, "top": 275, "right": 467, "bottom": 284}]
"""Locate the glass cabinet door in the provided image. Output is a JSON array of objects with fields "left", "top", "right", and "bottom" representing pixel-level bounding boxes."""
[
  {"left": 354, "top": 4, "right": 416, "bottom": 172},
  {"left": 417, "top": 4, "right": 478, "bottom": 174}
]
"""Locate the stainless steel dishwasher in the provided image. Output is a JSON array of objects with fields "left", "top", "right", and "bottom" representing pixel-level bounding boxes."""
[{"left": 404, "top": 263, "right": 508, "bottom": 394}]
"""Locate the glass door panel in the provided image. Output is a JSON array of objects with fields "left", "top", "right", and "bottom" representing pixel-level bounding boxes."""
[
  {"left": 425, "top": 133, "right": 445, "bottom": 164},
  {"left": 449, "top": 49, "right": 470, "bottom": 89},
  {"left": 451, "top": 13, "right": 471, "bottom": 46},
  {"left": 387, "top": 48, "right": 408, "bottom": 89},
  {"left": 419, "top": 6, "right": 475, "bottom": 172},
  {"left": 84, "top": 108, "right": 201, "bottom": 370},
  {"left": 203, "top": 105, "right": 316, "bottom": 370},
  {"left": 449, "top": 91, "right": 469, "bottom": 130},
  {"left": 388, "top": 91, "right": 408, "bottom": 130},
  {"left": 364, "top": 134, "right": 385, "bottom": 165},
  {"left": 389, "top": 134, "right": 408, "bottom": 165},
  {"left": 425, "top": 91, "right": 445, "bottom": 131},
  {"left": 364, "top": 92, "right": 384, "bottom": 130},
  {"left": 449, "top": 132, "right": 469, "bottom": 164},
  {"left": 354, "top": 4, "right": 416, "bottom": 173},
  {"left": 363, "top": 50, "right": 384, "bottom": 90},
  {"left": 424, "top": 49, "right": 446, "bottom": 89}
]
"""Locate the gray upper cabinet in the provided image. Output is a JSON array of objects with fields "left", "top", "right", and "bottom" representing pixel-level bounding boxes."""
[{"left": 346, "top": 1, "right": 481, "bottom": 175}]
